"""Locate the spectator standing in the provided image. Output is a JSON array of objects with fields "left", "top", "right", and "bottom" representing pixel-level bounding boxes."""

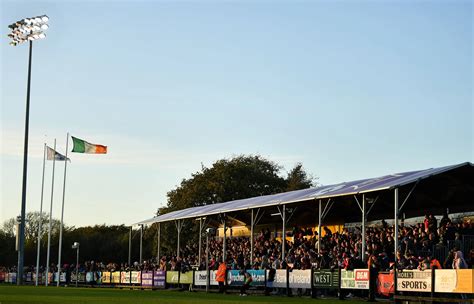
[{"left": 216, "top": 260, "right": 227, "bottom": 294}]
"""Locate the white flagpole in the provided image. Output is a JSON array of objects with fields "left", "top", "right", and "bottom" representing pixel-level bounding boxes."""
[
  {"left": 56, "top": 133, "right": 69, "bottom": 287},
  {"left": 35, "top": 143, "right": 46, "bottom": 286},
  {"left": 45, "top": 139, "right": 56, "bottom": 286}
]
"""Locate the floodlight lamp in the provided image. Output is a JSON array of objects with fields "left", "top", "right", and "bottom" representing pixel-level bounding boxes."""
[
  {"left": 9, "top": 41, "right": 17, "bottom": 46},
  {"left": 41, "top": 24, "right": 48, "bottom": 30},
  {"left": 41, "top": 15, "right": 49, "bottom": 22},
  {"left": 34, "top": 17, "right": 42, "bottom": 23},
  {"left": 38, "top": 33, "right": 46, "bottom": 39}
]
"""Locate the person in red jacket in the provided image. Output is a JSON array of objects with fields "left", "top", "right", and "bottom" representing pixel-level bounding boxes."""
[{"left": 216, "top": 261, "right": 227, "bottom": 294}]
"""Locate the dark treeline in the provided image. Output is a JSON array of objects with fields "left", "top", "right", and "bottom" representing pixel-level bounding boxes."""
[{"left": 2, "top": 155, "right": 314, "bottom": 267}]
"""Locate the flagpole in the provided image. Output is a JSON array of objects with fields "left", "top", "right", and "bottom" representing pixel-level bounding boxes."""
[
  {"left": 56, "top": 133, "right": 69, "bottom": 287},
  {"left": 45, "top": 139, "right": 56, "bottom": 286},
  {"left": 35, "top": 143, "right": 47, "bottom": 286}
]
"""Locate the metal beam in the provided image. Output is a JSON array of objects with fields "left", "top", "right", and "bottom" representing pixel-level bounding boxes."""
[
  {"left": 321, "top": 199, "right": 333, "bottom": 220},
  {"left": 353, "top": 195, "right": 363, "bottom": 212},
  {"left": 398, "top": 181, "right": 419, "bottom": 212},
  {"left": 366, "top": 195, "right": 379, "bottom": 216}
]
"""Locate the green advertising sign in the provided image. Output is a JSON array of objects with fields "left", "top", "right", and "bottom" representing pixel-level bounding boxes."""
[
  {"left": 313, "top": 270, "right": 340, "bottom": 288},
  {"left": 179, "top": 271, "right": 193, "bottom": 284}
]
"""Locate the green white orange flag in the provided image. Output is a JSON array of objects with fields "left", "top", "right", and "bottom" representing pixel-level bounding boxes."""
[{"left": 71, "top": 136, "right": 107, "bottom": 154}]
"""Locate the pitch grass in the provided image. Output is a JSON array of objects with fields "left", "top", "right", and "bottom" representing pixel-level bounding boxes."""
[{"left": 0, "top": 285, "right": 369, "bottom": 304}]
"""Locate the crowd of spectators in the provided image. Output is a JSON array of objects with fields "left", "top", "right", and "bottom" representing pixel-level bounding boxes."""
[{"left": 3, "top": 215, "right": 474, "bottom": 277}]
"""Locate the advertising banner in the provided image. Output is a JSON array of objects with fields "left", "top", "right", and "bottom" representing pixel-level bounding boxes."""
[
  {"left": 194, "top": 271, "right": 207, "bottom": 286},
  {"left": 434, "top": 269, "right": 474, "bottom": 294},
  {"left": 111, "top": 272, "right": 121, "bottom": 284},
  {"left": 289, "top": 269, "right": 311, "bottom": 288},
  {"left": 141, "top": 271, "right": 153, "bottom": 287},
  {"left": 210, "top": 270, "right": 218, "bottom": 286},
  {"left": 270, "top": 269, "right": 287, "bottom": 288},
  {"left": 71, "top": 272, "right": 86, "bottom": 283},
  {"left": 153, "top": 270, "right": 166, "bottom": 288},
  {"left": 26, "top": 272, "right": 32, "bottom": 282},
  {"left": 341, "top": 269, "right": 369, "bottom": 290},
  {"left": 313, "top": 269, "right": 340, "bottom": 289},
  {"left": 121, "top": 271, "right": 131, "bottom": 284},
  {"left": 396, "top": 270, "right": 431, "bottom": 293},
  {"left": 10, "top": 273, "right": 17, "bottom": 284},
  {"left": 179, "top": 271, "right": 193, "bottom": 284},
  {"left": 166, "top": 271, "right": 179, "bottom": 284},
  {"left": 227, "top": 270, "right": 244, "bottom": 286},
  {"left": 86, "top": 272, "right": 94, "bottom": 283},
  {"left": 131, "top": 271, "right": 141, "bottom": 284},
  {"left": 377, "top": 273, "right": 394, "bottom": 296},
  {"left": 102, "top": 272, "right": 111, "bottom": 284},
  {"left": 227, "top": 270, "right": 265, "bottom": 286},
  {"left": 0, "top": 272, "right": 6, "bottom": 282}
]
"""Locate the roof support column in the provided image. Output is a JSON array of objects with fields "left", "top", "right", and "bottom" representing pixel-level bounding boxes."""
[
  {"left": 361, "top": 194, "right": 366, "bottom": 262},
  {"left": 394, "top": 188, "right": 399, "bottom": 295},
  {"left": 282, "top": 204, "right": 286, "bottom": 261},
  {"left": 249, "top": 208, "right": 263, "bottom": 266},
  {"left": 174, "top": 220, "right": 184, "bottom": 258},
  {"left": 250, "top": 209, "right": 254, "bottom": 266},
  {"left": 222, "top": 214, "right": 227, "bottom": 262},
  {"left": 156, "top": 223, "right": 161, "bottom": 261},
  {"left": 128, "top": 226, "right": 132, "bottom": 266},
  {"left": 198, "top": 218, "right": 202, "bottom": 265},
  {"left": 318, "top": 199, "right": 322, "bottom": 253},
  {"left": 139, "top": 224, "right": 143, "bottom": 264}
]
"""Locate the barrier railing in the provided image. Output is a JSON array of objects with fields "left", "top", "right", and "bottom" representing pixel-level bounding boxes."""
[{"left": 1, "top": 268, "right": 472, "bottom": 299}]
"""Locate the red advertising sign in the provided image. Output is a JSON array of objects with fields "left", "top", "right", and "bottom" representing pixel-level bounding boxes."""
[{"left": 377, "top": 273, "right": 394, "bottom": 296}]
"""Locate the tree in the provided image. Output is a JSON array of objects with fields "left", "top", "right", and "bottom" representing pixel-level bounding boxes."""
[
  {"left": 158, "top": 154, "right": 315, "bottom": 256},
  {"left": 285, "top": 163, "right": 315, "bottom": 191}
]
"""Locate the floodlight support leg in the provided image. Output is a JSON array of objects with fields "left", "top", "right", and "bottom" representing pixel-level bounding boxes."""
[{"left": 18, "top": 40, "right": 33, "bottom": 285}]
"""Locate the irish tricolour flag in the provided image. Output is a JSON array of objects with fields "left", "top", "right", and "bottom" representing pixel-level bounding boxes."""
[{"left": 71, "top": 136, "right": 107, "bottom": 154}]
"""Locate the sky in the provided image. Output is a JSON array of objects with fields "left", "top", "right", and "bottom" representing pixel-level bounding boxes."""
[{"left": 1, "top": 0, "right": 472, "bottom": 228}]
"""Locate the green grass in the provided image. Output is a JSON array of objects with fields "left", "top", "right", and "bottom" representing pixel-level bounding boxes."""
[{"left": 0, "top": 285, "right": 368, "bottom": 304}]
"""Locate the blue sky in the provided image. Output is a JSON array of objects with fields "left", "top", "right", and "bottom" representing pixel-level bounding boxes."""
[{"left": 1, "top": 0, "right": 472, "bottom": 227}]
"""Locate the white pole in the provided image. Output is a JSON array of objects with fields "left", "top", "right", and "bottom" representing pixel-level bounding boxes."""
[
  {"left": 35, "top": 143, "right": 46, "bottom": 286},
  {"left": 45, "top": 139, "right": 56, "bottom": 286},
  {"left": 56, "top": 133, "right": 69, "bottom": 286},
  {"left": 250, "top": 209, "right": 254, "bottom": 265}
]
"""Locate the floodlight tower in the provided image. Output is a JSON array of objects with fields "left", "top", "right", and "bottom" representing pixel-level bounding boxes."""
[{"left": 7, "top": 15, "right": 49, "bottom": 285}]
